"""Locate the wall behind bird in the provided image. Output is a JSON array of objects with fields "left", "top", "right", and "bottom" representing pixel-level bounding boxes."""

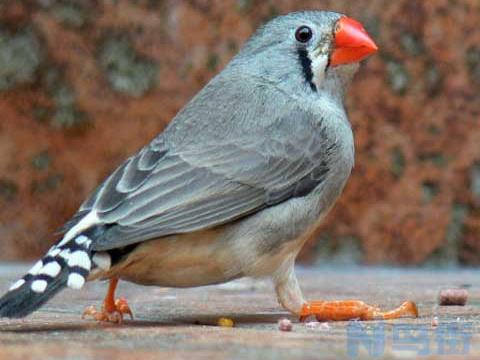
[{"left": 0, "top": 0, "right": 478, "bottom": 265}]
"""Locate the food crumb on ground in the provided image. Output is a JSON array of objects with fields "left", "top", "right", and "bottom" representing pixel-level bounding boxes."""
[
  {"left": 217, "top": 317, "right": 234, "bottom": 327},
  {"left": 278, "top": 318, "right": 293, "bottom": 332},
  {"left": 438, "top": 288, "right": 468, "bottom": 306}
]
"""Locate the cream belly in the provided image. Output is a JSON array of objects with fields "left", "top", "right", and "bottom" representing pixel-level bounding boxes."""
[
  {"left": 101, "top": 227, "right": 236, "bottom": 287},
  {"left": 100, "top": 225, "right": 305, "bottom": 288},
  {"left": 96, "top": 187, "right": 335, "bottom": 288}
]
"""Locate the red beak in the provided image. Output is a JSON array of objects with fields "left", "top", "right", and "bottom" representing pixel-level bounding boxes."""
[{"left": 330, "top": 16, "right": 378, "bottom": 67}]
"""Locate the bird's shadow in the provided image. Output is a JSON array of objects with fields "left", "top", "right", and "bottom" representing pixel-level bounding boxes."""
[{"left": 0, "top": 312, "right": 290, "bottom": 333}]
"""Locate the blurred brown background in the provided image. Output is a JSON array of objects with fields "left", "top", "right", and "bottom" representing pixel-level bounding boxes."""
[{"left": 0, "top": 0, "right": 479, "bottom": 266}]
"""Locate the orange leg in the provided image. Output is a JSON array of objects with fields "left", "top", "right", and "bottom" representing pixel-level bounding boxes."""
[
  {"left": 299, "top": 300, "right": 418, "bottom": 322},
  {"left": 82, "top": 278, "right": 133, "bottom": 323},
  {"left": 274, "top": 265, "right": 419, "bottom": 322}
]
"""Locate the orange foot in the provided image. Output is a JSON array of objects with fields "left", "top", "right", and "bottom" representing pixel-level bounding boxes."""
[
  {"left": 82, "top": 278, "right": 133, "bottom": 324},
  {"left": 83, "top": 297, "right": 133, "bottom": 324},
  {"left": 299, "top": 300, "right": 418, "bottom": 322}
]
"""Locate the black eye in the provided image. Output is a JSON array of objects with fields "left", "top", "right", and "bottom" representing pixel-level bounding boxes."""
[{"left": 295, "top": 26, "right": 313, "bottom": 43}]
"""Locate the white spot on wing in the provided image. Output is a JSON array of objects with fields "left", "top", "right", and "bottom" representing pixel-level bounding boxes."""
[
  {"left": 28, "top": 260, "right": 44, "bottom": 275},
  {"left": 67, "top": 273, "right": 85, "bottom": 289},
  {"left": 9, "top": 279, "right": 25, "bottom": 291},
  {"left": 92, "top": 253, "right": 111, "bottom": 270},
  {"left": 67, "top": 251, "right": 91, "bottom": 270},
  {"left": 39, "top": 261, "right": 61, "bottom": 277},
  {"left": 59, "top": 211, "right": 99, "bottom": 247},
  {"left": 31, "top": 279, "right": 48, "bottom": 293}
]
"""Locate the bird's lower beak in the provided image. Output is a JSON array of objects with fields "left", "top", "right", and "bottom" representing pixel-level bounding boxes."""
[{"left": 330, "top": 16, "right": 378, "bottom": 67}]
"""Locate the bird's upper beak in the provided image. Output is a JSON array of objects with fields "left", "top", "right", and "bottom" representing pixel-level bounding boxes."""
[{"left": 330, "top": 16, "right": 378, "bottom": 67}]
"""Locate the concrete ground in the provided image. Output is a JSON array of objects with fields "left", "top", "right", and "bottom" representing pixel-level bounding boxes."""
[{"left": 0, "top": 264, "right": 479, "bottom": 359}]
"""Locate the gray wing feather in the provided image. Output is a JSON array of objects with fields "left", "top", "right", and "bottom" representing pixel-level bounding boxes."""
[{"left": 74, "top": 108, "right": 334, "bottom": 251}]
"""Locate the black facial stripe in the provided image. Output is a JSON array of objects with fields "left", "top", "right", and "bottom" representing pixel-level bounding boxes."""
[{"left": 297, "top": 48, "right": 316, "bottom": 92}]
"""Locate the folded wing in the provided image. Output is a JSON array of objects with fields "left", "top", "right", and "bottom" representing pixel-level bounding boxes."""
[{"left": 71, "top": 108, "right": 334, "bottom": 251}]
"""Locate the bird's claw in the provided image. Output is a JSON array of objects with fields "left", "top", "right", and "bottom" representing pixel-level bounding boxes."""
[
  {"left": 82, "top": 297, "right": 133, "bottom": 324},
  {"left": 114, "top": 297, "right": 133, "bottom": 319}
]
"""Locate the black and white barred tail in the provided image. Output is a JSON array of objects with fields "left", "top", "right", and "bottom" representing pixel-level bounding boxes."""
[{"left": 0, "top": 234, "right": 96, "bottom": 318}]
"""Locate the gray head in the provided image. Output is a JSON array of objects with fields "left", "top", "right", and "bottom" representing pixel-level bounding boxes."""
[{"left": 230, "top": 11, "right": 377, "bottom": 100}]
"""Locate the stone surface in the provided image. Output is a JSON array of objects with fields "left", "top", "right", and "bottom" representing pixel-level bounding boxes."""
[
  {"left": 1, "top": 265, "right": 480, "bottom": 359},
  {"left": 0, "top": 1, "right": 479, "bottom": 265}
]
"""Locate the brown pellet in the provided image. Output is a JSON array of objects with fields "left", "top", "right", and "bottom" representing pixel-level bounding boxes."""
[{"left": 438, "top": 288, "right": 468, "bottom": 306}]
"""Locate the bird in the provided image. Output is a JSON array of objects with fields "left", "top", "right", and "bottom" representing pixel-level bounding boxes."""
[{"left": 0, "top": 10, "right": 418, "bottom": 323}]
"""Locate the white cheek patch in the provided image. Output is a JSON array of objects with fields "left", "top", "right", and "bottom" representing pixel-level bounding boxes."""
[{"left": 311, "top": 55, "right": 329, "bottom": 89}]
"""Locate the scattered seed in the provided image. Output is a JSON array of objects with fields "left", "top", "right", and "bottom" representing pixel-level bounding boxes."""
[{"left": 217, "top": 317, "right": 234, "bottom": 327}]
